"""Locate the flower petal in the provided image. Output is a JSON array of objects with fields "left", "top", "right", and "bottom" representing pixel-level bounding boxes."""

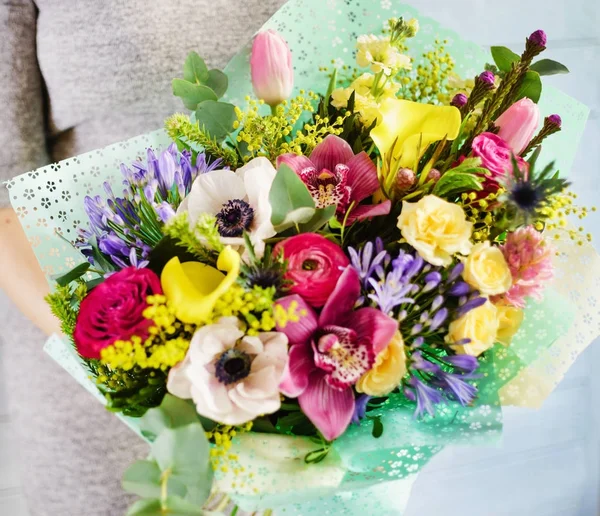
[
  {"left": 345, "top": 200, "right": 391, "bottom": 225},
  {"left": 309, "top": 135, "right": 354, "bottom": 172},
  {"left": 186, "top": 169, "right": 246, "bottom": 224},
  {"left": 278, "top": 342, "right": 314, "bottom": 398},
  {"left": 298, "top": 372, "right": 355, "bottom": 441},
  {"left": 275, "top": 295, "right": 319, "bottom": 345},
  {"left": 235, "top": 366, "right": 279, "bottom": 400},
  {"left": 251, "top": 332, "right": 289, "bottom": 374},
  {"left": 346, "top": 151, "right": 379, "bottom": 202},
  {"left": 319, "top": 267, "right": 361, "bottom": 327},
  {"left": 237, "top": 335, "right": 265, "bottom": 356},
  {"left": 346, "top": 307, "right": 399, "bottom": 356},
  {"left": 276, "top": 153, "right": 314, "bottom": 174},
  {"left": 166, "top": 356, "right": 192, "bottom": 399},
  {"left": 238, "top": 157, "right": 277, "bottom": 240}
]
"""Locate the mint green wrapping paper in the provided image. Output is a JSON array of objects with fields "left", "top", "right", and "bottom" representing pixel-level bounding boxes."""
[{"left": 5, "top": 0, "right": 597, "bottom": 514}]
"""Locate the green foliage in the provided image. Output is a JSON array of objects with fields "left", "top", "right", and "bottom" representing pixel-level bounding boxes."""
[
  {"left": 173, "top": 52, "right": 229, "bottom": 113},
  {"left": 269, "top": 164, "right": 317, "bottom": 232},
  {"left": 370, "top": 416, "right": 384, "bottom": 438},
  {"left": 530, "top": 58, "right": 569, "bottom": 76},
  {"left": 515, "top": 70, "right": 542, "bottom": 103},
  {"left": 165, "top": 113, "right": 239, "bottom": 167},
  {"left": 162, "top": 212, "right": 219, "bottom": 264},
  {"left": 195, "top": 101, "right": 237, "bottom": 142},
  {"left": 52, "top": 262, "right": 90, "bottom": 287},
  {"left": 490, "top": 46, "right": 520, "bottom": 73},
  {"left": 124, "top": 395, "right": 214, "bottom": 515},
  {"left": 45, "top": 283, "right": 84, "bottom": 338},
  {"left": 432, "top": 158, "right": 485, "bottom": 198}
]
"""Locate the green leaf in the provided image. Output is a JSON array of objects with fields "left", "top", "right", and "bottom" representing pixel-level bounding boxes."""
[
  {"left": 126, "top": 498, "right": 163, "bottom": 516},
  {"left": 205, "top": 69, "right": 228, "bottom": 98},
  {"left": 195, "top": 101, "right": 236, "bottom": 141},
  {"left": 490, "top": 46, "right": 520, "bottom": 73},
  {"left": 139, "top": 395, "right": 202, "bottom": 443},
  {"left": 432, "top": 168, "right": 484, "bottom": 198},
  {"left": 151, "top": 425, "right": 213, "bottom": 507},
  {"left": 172, "top": 79, "right": 218, "bottom": 111},
  {"left": 122, "top": 460, "right": 163, "bottom": 499},
  {"left": 529, "top": 58, "right": 569, "bottom": 76},
  {"left": 515, "top": 70, "right": 542, "bottom": 103},
  {"left": 52, "top": 262, "right": 90, "bottom": 287},
  {"left": 164, "top": 496, "right": 206, "bottom": 515},
  {"left": 325, "top": 68, "right": 338, "bottom": 103},
  {"left": 183, "top": 52, "right": 209, "bottom": 84},
  {"left": 304, "top": 448, "right": 330, "bottom": 464},
  {"left": 298, "top": 205, "right": 336, "bottom": 233},
  {"left": 371, "top": 416, "right": 384, "bottom": 438},
  {"left": 125, "top": 497, "right": 205, "bottom": 516},
  {"left": 269, "top": 164, "right": 316, "bottom": 231}
]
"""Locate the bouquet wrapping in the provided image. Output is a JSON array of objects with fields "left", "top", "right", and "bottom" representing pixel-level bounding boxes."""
[{"left": 6, "top": 1, "right": 600, "bottom": 514}]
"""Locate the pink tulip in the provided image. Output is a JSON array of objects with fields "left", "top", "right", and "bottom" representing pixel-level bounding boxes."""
[
  {"left": 494, "top": 98, "right": 540, "bottom": 155},
  {"left": 250, "top": 30, "right": 294, "bottom": 107}
]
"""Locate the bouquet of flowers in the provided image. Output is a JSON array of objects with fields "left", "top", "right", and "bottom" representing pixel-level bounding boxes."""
[{"left": 7, "top": 1, "right": 600, "bottom": 514}]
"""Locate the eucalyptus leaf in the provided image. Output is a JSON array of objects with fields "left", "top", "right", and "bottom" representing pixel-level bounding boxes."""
[
  {"left": 172, "top": 79, "right": 218, "bottom": 111},
  {"left": 126, "top": 496, "right": 205, "bottom": 516},
  {"left": 371, "top": 416, "right": 384, "bottom": 438},
  {"left": 195, "top": 101, "right": 236, "bottom": 141},
  {"left": 151, "top": 425, "right": 213, "bottom": 507},
  {"left": 125, "top": 498, "right": 163, "bottom": 516},
  {"left": 273, "top": 207, "right": 316, "bottom": 233},
  {"left": 122, "top": 460, "right": 163, "bottom": 499},
  {"left": 529, "top": 58, "right": 569, "bottom": 76},
  {"left": 490, "top": 46, "right": 520, "bottom": 73},
  {"left": 298, "top": 205, "right": 337, "bottom": 233},
  {"left": 52, "top": 262, "right": 90, "bottom": 287},
  {"left": 269, "top": 164, "right": 315, "bottom": 229},
  {"left": 183, "top": 52, "right": 209, "bottom": 84},
  {"left": 515, "top": 70, "right": 542, "bottom": 103},
  {"left": 164, "top": 496, "right": 206, "bottom": 515},
  {"left": 205, "top": 69, "right": 228, "bottom": 98},
  {"left": 139, "top": 394, "right": 202, "bottom": 442}
]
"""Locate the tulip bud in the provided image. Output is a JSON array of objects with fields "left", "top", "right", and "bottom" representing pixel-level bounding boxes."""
[
  {"left": 250, "top": 30, "right": 294, "bottom": 107},
  {"left": 494, "top": 98, "right": 540, "bottom": 154}
]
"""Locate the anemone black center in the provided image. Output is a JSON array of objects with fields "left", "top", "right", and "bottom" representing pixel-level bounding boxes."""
[
  {"left": 215, "top": 199, "right": 254, "bottom": 237},
  {"left": 215, "top": 348, "right": 252, "bottom": 385}
]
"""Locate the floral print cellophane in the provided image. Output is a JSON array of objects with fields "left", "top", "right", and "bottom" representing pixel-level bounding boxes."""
[{"left": 5, "top": 0, "right": 597, "bottom": 514}]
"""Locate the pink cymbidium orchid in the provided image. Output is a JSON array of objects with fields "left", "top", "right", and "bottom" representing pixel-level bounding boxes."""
[
  {"left": 275, "top": 267, "right": 398, "bottom": 441},
  {"left": 277, "top": 135, "right": 391, "bottom": 224}
]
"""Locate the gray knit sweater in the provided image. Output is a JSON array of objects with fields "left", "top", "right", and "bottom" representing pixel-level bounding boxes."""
[{"left": 0, "top": 1, "right": 284, "bottom": 514}]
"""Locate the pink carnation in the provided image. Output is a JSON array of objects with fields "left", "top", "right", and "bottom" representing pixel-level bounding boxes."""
[{"left": 498, "top": 226, "right": 554, "bottom": 308}]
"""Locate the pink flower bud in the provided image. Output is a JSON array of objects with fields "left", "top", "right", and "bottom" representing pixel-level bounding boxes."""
[
  {"left": 250, "top": 30, "right": 294, "bottom": 107},
  {"left": 494, "top": 98, "right": 540, "bottom": 154}
]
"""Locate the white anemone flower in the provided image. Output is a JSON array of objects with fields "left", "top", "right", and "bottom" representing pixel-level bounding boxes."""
[{"left": 178, "top": 157, "right": 277, "bottom": 256}]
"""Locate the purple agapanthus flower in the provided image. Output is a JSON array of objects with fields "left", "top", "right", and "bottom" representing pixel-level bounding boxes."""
[
  {"left": 352, "top": 394, "right": 372, "bottom": 425},
  {"left": 79, "top": 145, "right": 221, "bottom": 271}
]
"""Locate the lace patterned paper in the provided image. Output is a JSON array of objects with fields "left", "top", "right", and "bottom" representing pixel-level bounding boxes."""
[{"left": 5, "top": 0, "right": 597, "bottom": 514}]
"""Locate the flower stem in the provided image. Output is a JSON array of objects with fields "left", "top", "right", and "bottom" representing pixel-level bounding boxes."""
[{"left": 160, "top": 467, "right": 172, "bottom": 510}]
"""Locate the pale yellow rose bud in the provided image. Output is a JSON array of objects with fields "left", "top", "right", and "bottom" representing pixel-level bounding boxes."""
[
  {"left": 495, "top": 304, "right": 524, "bottom": 346},
  {"left": 446, "top": 300, "right": 499, "bottom": 357},
  {"left": 463, "top": 242, "right": 512, "bottom": 296},
  {"left": 356, "top": 332, "right": 406, "bottom": 396},
  {"left": 397, "top": 195, "right": 473, "bottom": 266}
]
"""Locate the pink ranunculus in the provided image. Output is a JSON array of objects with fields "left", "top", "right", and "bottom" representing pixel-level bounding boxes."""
[
  {"left": 275, "top": 267, "right": 398, "bottom": 441},
  {"left": 497, "top": 226, "right": 554, "bottom": 308},
  {"left": 495, "top": 98, "right": 540, "bottom": 155},
  {"left": 274, "top": 233, "right": 350, "bottom": 308},
  {"left": 250, "top": 30, "right": 294, "bottom": 107},
  {"left": 73, "top": 267, "right": 162, "bottom": 359},
  {"left": 471, "top": 132, "right": 529, "bottom": 189},
  {"left": 277, "top": 134, "right": 391, "bottom": 224}
]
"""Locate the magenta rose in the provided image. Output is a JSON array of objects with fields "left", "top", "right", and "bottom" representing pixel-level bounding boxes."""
[
  {"left": 471, "top": 132, "right": 529, "bottom": 188},
  {"left": 74, "top": 267, "right": 162, "bottom": 359},
  {"left": 274, "top": 233, "right": 350, "bottom": 307}
]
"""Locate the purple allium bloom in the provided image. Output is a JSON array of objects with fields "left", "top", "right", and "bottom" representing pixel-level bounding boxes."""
[
  {"left": 478, "top": 70, "right": 495, "bottom": 87},
  {"left": 528, "top": 29, "right": 547, "bottom": 48},
  {"left": 547, "top": 114, "right": 562, "bottom": 128},
  {"left": 451, "top": 93, "right": 468, "bottom": 108},
  {"left": 409, "top": 376, "right": 444, "bottom": 419},
  {"left": 352, "top": 394, "right": 372, "bottom": 425}
]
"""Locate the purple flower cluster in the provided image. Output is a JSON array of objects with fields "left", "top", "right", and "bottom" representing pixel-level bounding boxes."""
[{"left": 79, "top": 144, "right": 221, "bottom": 270}]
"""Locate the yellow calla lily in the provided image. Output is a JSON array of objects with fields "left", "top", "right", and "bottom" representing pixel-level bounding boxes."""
[
  {"left": 161, "top": 246, "right": 241, "bottom": 325},
  {"left": 371, "top": 98, "right": 461, "bottom": 170}
]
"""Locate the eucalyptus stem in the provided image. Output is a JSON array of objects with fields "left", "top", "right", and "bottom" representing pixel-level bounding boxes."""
[{"left": 160, "top": 467, "right": 172, "bottom": 510}]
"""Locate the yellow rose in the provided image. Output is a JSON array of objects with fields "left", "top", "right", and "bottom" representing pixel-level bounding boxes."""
[
  {"left": 446, "top": 300, "right": 499, "bottom": 357},
  {"left": 463, "top": 242, "right": 512, "bottom": 296},
  {"left": 495, "top": 304, "right": 524, "bottom": 346},
  {"left": 397, "top": 195, "right": 473, "bottom": 266},
  {"left": 356, "top": 332, "right": 406, "bottom": 396}
]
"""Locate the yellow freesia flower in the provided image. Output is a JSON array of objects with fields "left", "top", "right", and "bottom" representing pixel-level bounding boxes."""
[
  {"left": 371, "top": 98, "right": 461, "bottom": 171},
  {"left": 161, "top": 246, "right": 241, "bottom": 325}
]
